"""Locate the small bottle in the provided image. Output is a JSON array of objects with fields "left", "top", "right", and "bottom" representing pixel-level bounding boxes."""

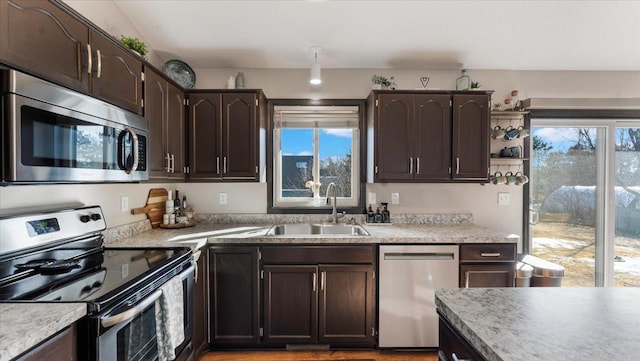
[
  {"left": 235, "top": 72, "right": 245, "bottom": 89},
  {"left": 227, "top": 76, "right": 235, "bottom": 89},
  {"left": 374, "top": 207, "right": 382, "bottom": 223},
  {"left": 381, "top": 202, "right": 391, "bottom": 223},
  {"left": 174, "top": 190, "right": 181, "bottom": 216},
  {"left": 366, "top": 205, "right": 375, "bottom": 223},
  {"left": 456, "top": 69, "right": 471, "bottom": 91},
  {"left": 182, "top": 195, "right": 187, "bottom": 211},
  {"left": 165, "top": 190, "right": 174, "bottom": 215}
]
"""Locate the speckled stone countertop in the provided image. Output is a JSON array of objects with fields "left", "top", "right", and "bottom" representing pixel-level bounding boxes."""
[
  {"left": 435, "top": 288, "right": 640, "bottom": 361},
  {"left": 105, "top": 215, "right": 519, "bottom": 249},
  {"left": 0, "top": 303, "right": 86, "bottom": 361}
]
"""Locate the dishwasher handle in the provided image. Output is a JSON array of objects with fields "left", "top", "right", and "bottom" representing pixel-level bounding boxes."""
[{"left": 383, "top": 252, "right": 455, "bottom": 261}]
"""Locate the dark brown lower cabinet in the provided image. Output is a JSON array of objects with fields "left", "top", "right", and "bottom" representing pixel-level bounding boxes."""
[
  {"left": 459, "top": 243, "right": 516, "bottom": 288},
  {"left": 208, "top": 246, "right": 260, "bottom": 346},
  {"left": 193, "top": 250, "right": 209, "bottom": 356},
  {"left": 16, "top": 324, "right": 77, "bottom": 361},
  {"left": 438, "top": 313, "right": 487, "bottom": 361}
]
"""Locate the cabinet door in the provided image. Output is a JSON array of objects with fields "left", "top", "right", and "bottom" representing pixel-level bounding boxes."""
[
  {"left": 144, "top": 68, "right": 169, "bottom": 179},
  {"left": 318, "top": 265, "right": 375, "bottom": 347},
  {"left": 439, "top": 316, "right": 488, "bottom": 361},
  {"left": 167, "top": 82, "right": 185, "bottom": 180},
  {"left": 0, "top": 0, "right": 89, "bottom": 93},
  {"left": 460, "top": 264, "right": 515, "bottom": 288},
  {"left": 188, "top": 93, "right": 222, "bottom": 180},
  {"left": 89, "top": 29, "right": 143, "bottom": 115},
  {"left": 16, "top": 324, "right": 77, "bottom": 361},
  {"left": 222, "top": 92, "right": 257, "bottom": 180},
  {"left": 209, "top": 247, "right": 260, "bottom": 346},
  {"left": 193, "top": 250, "right": 209, "bottom": 357},
  {"left": 375, "top": 94, "right": 414, "bottom": 181},
  {"left": 414, "top": 94, "right": 452, "bottom": 181},
  {"left": 263, "top": 265, "right": 318, "bottom": 345},
  {"left": 452, "top": 94, "right": 490, "bottom": 180}
]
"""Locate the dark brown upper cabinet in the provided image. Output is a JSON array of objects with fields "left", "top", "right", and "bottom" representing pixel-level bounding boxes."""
[
  {"left": 452, "top": 94, "right": 490, "bottom": 181},
  {"left": 145, "top": 67, "right": 186, "bottom": 181},
  {"left": 367, "top": 90, "right": 491, "bottom": 183},
  {"left": 187, "top": 90, "right": 266, "bottom": 182},
  {"left": 0, "top": 0, "right": 143, "bottom": 114}
]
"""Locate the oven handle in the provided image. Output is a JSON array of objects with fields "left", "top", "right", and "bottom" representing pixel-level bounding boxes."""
[{"left": 100, "top": 263, "right": 195, "bottom": 328}]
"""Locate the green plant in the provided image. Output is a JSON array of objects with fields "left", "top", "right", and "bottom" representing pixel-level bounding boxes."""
[
  {"left": 118, "top": 35, "right": 148, "bottom": 57},
  {"left": 470, "top": 81, "right": 481, "bottom": 89},
  {"left": 371, "top": 74, "right": 391, "bottom": 87}
]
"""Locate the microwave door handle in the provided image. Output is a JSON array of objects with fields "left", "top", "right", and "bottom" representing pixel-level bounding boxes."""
[
  {"left": 101, "top": 289, "right": 162, "bottom": 328},
  {"left": 118, "top": 128, "right": 139, "bottom": 174}
]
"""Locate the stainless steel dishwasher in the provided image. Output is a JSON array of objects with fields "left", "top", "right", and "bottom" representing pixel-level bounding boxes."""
[{"left": 378, "top": 245, "right": 459, "bottom": 348}]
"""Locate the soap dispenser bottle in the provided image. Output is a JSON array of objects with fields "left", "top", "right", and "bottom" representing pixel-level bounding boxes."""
[
  {"left": 374, "top": 207, "right": 382, "bottom": 223},
  {"left": 381, "top": 202, "right": 391, "bottom": 223},
  {"left": 366, "top": 205, "right": 375, "bottom": 223}
]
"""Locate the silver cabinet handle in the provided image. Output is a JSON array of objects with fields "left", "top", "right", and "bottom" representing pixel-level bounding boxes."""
[
  {"left": 96, "top": 49, "right": 102, "bottom": 78},
  {"left": 456, "top": 157, "right": 460, "bottom": 174},
  {"left": 320, "top": 271, "right": 326, "bottom": 291},
  {"left": 193, "top": 250, "right": 201, "bottom": 283},
  {"left": 409, "top": 157, "right": 413, "bottom": 174},
  {"left": 481, "top": 253, "right": 501, "bottom": 257},
  {"left": 216, "top": 157, "right": 220, "bottom": 174},
  {"left": 452, "top": 352, "right": 470, "bottom": 361},
  {"left": 86, "top": 43, "right": 92, "bottom": 74},
  {"left": 465, "top": 271, "right": 470, "bottom": 288},
  {"left": 312, "top": 273, "right": 317, "bottom": 292},
  {"left": 165, "top": 153, "right": 171, "bottom": 172},
  {"left": 416, "top": 157, "right": 420, "bottom": 174},
  {"left": 100, "top": 264, "right": 195, "bottom": 328},
  {"left": 170, "top": 154, "right": 175, "bottom": 173},
  {"left": 223, "top": 156, "right": 227, "bottom": 174}
]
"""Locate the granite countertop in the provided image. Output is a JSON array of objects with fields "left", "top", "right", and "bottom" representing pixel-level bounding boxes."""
[
  {"left": 105, "top": 214, "right": 518, "bottom": 249},
  {"left": 435, "top": 288, "right": 640, "bottom": 361},
  {"left": 0, "top": 303, "right": 86, "bottom": 361}
]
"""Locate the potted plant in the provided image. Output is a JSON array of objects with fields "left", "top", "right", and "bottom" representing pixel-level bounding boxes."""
[
  {"left": 371, "top": 75, "right": 391, "bottom": 89},
  {"left": 118, "top": 35, "right": 148, "bottom": 59},
  {"left": 470, "top": 81, "right": 481, "bottom": 89}
]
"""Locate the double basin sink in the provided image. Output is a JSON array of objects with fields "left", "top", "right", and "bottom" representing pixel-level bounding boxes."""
[{"left": 266, "top": 223, "right": 370, "bottom": 237}]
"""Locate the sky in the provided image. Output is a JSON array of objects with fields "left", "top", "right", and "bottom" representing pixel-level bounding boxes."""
[
  {"left": 281, "top": 128, "right": 353, "bottom": 159},
  {"left": 533, "top": 127, "right": 596, "bottom": 152}
]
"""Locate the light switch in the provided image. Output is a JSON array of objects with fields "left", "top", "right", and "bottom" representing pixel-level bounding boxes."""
[
  {"left": 120, "top": 196, "right": 129, "bottom": 212},
  {"left": 368, "top": 192, "right": 376, "bottom": 206},
  {"left": 498, "top": 192, "right": 510, "bottom": 205},
  {"left": 391, "top": 193, "right": 400, "bottom": 205},
  {"left": 219, "top": 192, "right": 228, "bottom": 205}
]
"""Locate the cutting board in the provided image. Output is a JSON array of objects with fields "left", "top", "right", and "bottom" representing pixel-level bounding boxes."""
[{"left": 131, "top": 188, "right": 168, "bottom": 228}]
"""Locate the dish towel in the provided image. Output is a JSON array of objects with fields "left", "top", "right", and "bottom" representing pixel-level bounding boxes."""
[{"left": 155, "top": 275, "right": 185, "bottom": 361}]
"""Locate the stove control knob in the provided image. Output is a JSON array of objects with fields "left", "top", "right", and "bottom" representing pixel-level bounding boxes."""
[
  {"left": 80, "top": 215, "right": 91, "bottom": 223},
  {"left": 91, "top": 213, "right": 102, "bottom": 221}
]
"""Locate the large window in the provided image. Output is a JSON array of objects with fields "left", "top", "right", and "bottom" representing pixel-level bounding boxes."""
[
  {"left": 529, "top": 118, "right": 640, "bottom": 287},
  {"left": 272, "top": 105, "right": 360, "bottom": 209}
]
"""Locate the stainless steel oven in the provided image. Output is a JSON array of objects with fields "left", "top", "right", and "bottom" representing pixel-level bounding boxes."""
[
  {"left": 0, "top": 205, "right": 194, "bottom": 361},
  {"left": 1, "top": 69, "right": 148, "bottom": 183}
]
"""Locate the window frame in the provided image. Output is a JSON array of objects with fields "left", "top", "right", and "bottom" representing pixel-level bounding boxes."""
[{"left": 267, "top": 99, "right": 366, "bottom": 214}]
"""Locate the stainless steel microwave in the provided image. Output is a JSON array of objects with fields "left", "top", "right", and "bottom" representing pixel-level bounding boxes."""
[{"left": 1, "top": 69, "right": 148, "bottom": 183}]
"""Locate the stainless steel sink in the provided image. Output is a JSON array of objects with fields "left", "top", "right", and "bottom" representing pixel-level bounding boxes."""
[{"left": 265, "top": 223, "right": 370, "bottom": 237}]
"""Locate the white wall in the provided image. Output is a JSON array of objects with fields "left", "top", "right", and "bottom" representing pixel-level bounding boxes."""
[{"left": 3, "top": 1, "right": 639, "bottom": 242}]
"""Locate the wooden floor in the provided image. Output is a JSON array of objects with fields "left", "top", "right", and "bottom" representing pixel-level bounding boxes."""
[{"left": 199, "top": 350, "right": 439, "bottom": 361}]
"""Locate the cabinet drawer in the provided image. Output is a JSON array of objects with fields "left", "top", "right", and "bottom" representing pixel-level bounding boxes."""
[
  {"left": 262, "top": 246, "right": 375, "bottom": 264},
  {"left": 459, "top": 244, "right": 516, "bottom": 263}
]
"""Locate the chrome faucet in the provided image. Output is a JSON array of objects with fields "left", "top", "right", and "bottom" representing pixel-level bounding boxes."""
[{"left": 325, "top": 182, "right": 345, "bottom": 224}]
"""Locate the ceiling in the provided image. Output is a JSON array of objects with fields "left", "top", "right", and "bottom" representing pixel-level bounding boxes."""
[{"left": 113, "top": 0, "right": 640, "bottom": 71}]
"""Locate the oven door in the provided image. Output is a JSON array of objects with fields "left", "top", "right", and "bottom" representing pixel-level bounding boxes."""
[
  {"left": 95, "top": 264, "right": 194, "bottom": 361},
  {"left": 3, "top": 92, "right": 148, "bottom": 183}
]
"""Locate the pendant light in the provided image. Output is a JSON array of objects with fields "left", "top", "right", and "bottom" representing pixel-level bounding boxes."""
[{"left": 309, "top": 46, "right": 322, "bottom": 85}]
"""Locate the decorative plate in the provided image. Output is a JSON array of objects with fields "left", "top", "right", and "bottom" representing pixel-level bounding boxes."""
[{"left": 162, "top": 60, "right": 196, "bottom": 89}]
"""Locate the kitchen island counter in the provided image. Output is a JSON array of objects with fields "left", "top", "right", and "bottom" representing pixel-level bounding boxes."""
[
  {"left": 435, "top": 287, "right": 640, "bottom": 361},
  {"left": 0, "top": 302, "right": 86, "bottom": 361}
]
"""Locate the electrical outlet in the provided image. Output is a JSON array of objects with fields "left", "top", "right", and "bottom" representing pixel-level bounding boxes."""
[
  {"left": 368, "top": 192, "right": 376, "bottom": 206},
  {"left": 391, "top": 193, "right": 400, "bottom": 205},
  {"left": 120, "top": 196, "right": 129, "bottom": 212},
  {"left": 121, "top": 263, "right": 129, "bottom": 279},
  {"left": 498, "top": 192, "right": 510, "bottom": 206},
  {"left": 219, "top": 192, "right": 228, "bottom": 205}
]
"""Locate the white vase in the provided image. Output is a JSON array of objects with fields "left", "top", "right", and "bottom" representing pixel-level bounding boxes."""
[{"left": 371, "top": 84, "right": 382, "bottom": 90}]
